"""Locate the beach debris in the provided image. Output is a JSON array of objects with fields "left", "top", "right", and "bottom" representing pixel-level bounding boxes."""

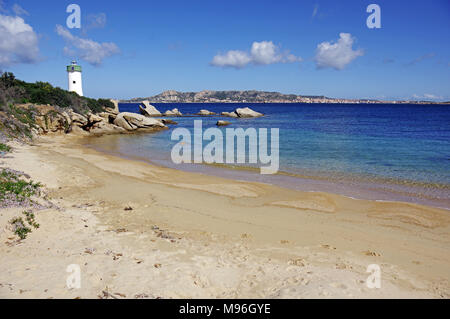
[
  {"left": 113, "top": 253, "right": 123, "bottom": 261},
  {"left": 98, "top": 287, "right": 125, "bottom": 299},
  {"left": 321, "top": 244, "right": 336, "bottom": 250},
  {"left": 363, "top": 250, "right": 381, "bottom": 257},
  {"left": 288, "top": 258, "right": 306, "bottom": 267},
  {"left": 335, "top": 262, "right": 350, "bottom": 270},
  {"left": 155, "top": 229, "right": 175, "bottom": 240},
  {"left": 154, "top": 263, "right": 162, "bottom": 268},
  {"left": 84, "top": 248, "right": 96, "bottom": 255},
  {"left": 124, "top": 206, "right": 133, "bottom": 211},
  {"left": 72, "top": 203, "right": 94, "bottom": 209},
  {"left": 114, "top": 228, "right": 127, "bottom": 233}
]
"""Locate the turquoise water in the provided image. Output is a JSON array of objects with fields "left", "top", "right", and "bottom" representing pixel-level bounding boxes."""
[{"left": 84, "top": 103, "right": 450, "bottom": 208}]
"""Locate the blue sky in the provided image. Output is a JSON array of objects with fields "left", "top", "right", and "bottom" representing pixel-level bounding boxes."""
[{"left": 0, "top": 0, "right": 449, "bottom": 100}]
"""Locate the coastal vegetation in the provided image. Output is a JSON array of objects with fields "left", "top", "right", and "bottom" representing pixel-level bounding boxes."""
[
  {"left": 0, "top": 72, "right": 114, "bottom": 113},
  {"left": 0, "top": 142, "right": 11, "bottom": 152},
  {"left": 9, "top": 211, "right": 40, "bottom": 240},
  {"left": 0, "top": 72, "right": 115, "bottom": 139},
  {"left": 0, "top": 168, "right": 42, "bottom": 206}
]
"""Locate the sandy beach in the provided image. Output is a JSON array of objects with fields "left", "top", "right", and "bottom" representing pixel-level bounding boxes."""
[{"left": 0, "top": 135, "right": 449, "bottom": 299}]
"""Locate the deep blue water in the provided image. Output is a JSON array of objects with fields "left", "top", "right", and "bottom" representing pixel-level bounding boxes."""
[{"left": 85, "top": 103, "right": 450, "bottom": 207}]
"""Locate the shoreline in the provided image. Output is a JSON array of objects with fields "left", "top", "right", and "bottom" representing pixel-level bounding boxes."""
[
  {"left": 0, "top": 135, "right": 449, "bottom": 298},
  {"left": 81, "top": 134, "right": 450, "bottom": 211}
]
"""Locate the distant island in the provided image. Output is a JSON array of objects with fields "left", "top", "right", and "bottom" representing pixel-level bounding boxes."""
[{"left": 125, "top": 90, "right": 449, "bottom": 104}]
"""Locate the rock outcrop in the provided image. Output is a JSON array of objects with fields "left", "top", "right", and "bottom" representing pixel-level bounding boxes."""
[
  {"left": 24, "top": 103, "right": 166, "bottom": 137},
  {"left": 197, "top": 109, "right": 216, "bottom": 116},
  {"left": 109, "top": 99, "right": 120, "bottom": 114},
  {"left": 139, "top": 100, "right": 162, "bottom": 117},
  {"left": 221, "top": 107, "right": 263, "bottom": 118},
  {"left": 161, "top": 119, "right": 178, "bottom": 125},
  {"left": 234, "top": 107, "right": 263, "bottom": 118},
  {"left": 114, "top": 112, "right": 166, "bottom": 131},
  {"left": 221, "top": 111, "right": 238, "bottom": 118},
  {"left": 34, "top": 110, "right": 71, "bottom": 134},
  {"left": 163, "top": 108, "right": 182, "bottom": 116},
  {"left": 216, "top": 120, "right": 231, "bottom": 126}
]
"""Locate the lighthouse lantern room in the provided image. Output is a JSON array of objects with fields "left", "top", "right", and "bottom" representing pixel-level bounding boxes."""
[{"left": 67, "top": 61, "right": 83, "bottom": 96}]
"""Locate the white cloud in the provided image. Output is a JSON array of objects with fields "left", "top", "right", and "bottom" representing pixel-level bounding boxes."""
[
  {"left": 314, "top": 33, "right": 363, "bottom": 70},
  {"left": 210, "top": 50, "right": 251, "bottom": 69},
  {"left": 56, "top": 25, "right": 120, "bottom": 66},
  {"left": 12, "top": 4, "right": 29, "bottom": 16},
  {"left": 211, "top": 41, "right": 302, "bottom": 69},
  {"left": 0, "top": 13, "right": 40, "bottom": 69}
]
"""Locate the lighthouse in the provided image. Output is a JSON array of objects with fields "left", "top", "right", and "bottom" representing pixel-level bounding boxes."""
[{"left": 67, "top": 61, "right": 83, "bottom": 96}]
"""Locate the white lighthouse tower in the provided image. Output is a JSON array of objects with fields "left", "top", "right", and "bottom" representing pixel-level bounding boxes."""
[{"left": 67, "top": 61, "right": 83, "bottom": 96}]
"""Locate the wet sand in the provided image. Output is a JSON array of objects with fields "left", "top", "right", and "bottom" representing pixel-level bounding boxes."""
[
  {"left": 0, "top": 135, "right": 449, "bottom": 298},
  {"left": 82, "top": 134, "right": 450, "bottom": 210}
]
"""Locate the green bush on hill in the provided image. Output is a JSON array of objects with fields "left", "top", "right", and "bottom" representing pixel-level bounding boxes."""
[{"left": 0, "top": 72, "right": 115, "bottom": 114}]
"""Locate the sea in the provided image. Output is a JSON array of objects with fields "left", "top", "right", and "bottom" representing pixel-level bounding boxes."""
[{"left": 83, "top": 103, "right": 450, "bottom": 209}]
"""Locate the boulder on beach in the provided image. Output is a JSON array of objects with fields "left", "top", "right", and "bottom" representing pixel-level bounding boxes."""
[
  {"left": 139, "top": 100, "right": 162, "bottom": 117},
  {"left": 216, "top": 120, "right": 231, "bottom": 126},
  {"left": 88, "top": 113, "right": 103, "bottom": 124},
  {"left": 163, "top": 108, "right": 182, "bottom": 116},
  {"left": 68, "top": 110, "right": 88, "bottom": 126},
  {"left": 89, "top": 121, "right": 126, "bottom": 135},
  {"left": 221, "top": 111, "right": 238, "bottom": 118},
  {"left": 35, "top": 111, "right": 70, "bottom": 134},
  {"left": 97, "top": 111, "right": 117, "bottom": 124},
  {"left": 197, "top": 109, "right": 216, "bottom": 116},
  {"left": 108, "top": 99, "right": 120, "bottom": 114},
  {"left": 114, "top": 112, "right": 166, "bottom": 131},
  {"left": 221, "top": 107, "right": 263, "bottom": 118},
  {"left": 234, "top": 107, "right": 263, "bottom": 118}
]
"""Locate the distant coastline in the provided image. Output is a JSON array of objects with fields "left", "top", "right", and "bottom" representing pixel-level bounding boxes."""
[{"left": 123, "top": 90, "right": 450, "bottom": 105}]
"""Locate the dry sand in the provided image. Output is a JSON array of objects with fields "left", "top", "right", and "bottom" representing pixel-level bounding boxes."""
[{"left": 0, "top": 135, "right": 449, "bottom": 299}]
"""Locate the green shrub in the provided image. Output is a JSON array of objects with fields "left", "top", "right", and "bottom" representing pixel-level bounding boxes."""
[
  {"left": 0, "top": 143, "right": 11, "bottom": 152},
  {"left": 1, "top": 72, "right": 113, "bottom": 114},
  {"left": 0, "top": 169, "right": 42, "bottom": 202},
  {"left": 9, "top": 211, "right": 39, "bottom": 240}
]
